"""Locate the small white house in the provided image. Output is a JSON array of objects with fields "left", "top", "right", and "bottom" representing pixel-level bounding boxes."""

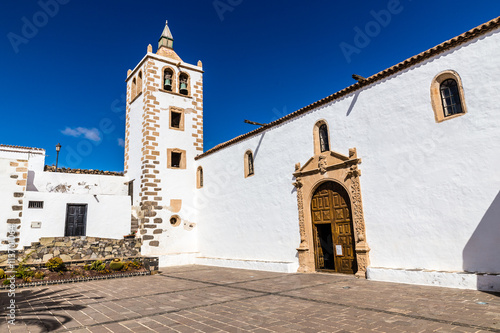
[{"left": 0, "top": 144, "right": 131, "bottom": 251}]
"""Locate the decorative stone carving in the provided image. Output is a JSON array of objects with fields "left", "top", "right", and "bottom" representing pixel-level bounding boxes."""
[
  {"left": 293, "top": 148, "right": 370, "bottom": 277},
  {"left": 318, "top": 155, "right": 327, "bottom": 174}
]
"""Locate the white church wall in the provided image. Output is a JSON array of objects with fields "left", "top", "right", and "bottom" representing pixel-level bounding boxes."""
[
  {"left": 195, "top": 28, "right": 500, "bottom": 284},
  {"left": 21, "top": 191, "right": 131, "bottom": 248},
  {"left": 195, "top": 126, "right": 308, "bottom": 272}
]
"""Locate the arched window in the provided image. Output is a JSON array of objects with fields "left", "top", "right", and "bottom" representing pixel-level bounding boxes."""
[
  {"left": 197, "top": 166, "right": 203, "bottom": 188},
  {"left": 163, "top": 68, "right": 174, "bottom": 91},
  {"left": 244, "top": 150, "right": 254, "bottom": 178},
  {"left": 430, "top": 70, "right": 467, "bottom": 123},
  {"left": 179, "top": 72, "right": 189, "bottom": 95},
  {"left": 137, "top": 71, "right": 143, "bottom": 95},
  {"left": 131, "top": 78, "right": 137, "bottom": 100},
  {"left": 440, "top": 79, "right": 463, "bottom": 117},
  {"left": 313, "top": 120, "right": 331, "bottom": 155},
  {"left": 319, "top": 124, "right": 330, "bottom": 152}
]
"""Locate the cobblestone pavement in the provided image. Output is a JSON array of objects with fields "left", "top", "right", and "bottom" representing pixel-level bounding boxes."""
[{"left": 1, "top": 265, "right": 499, "bottom": 332}]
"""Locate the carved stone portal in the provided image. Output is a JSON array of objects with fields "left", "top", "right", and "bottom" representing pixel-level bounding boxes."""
[{"left": 293, "top": 148, "right": 370, "bottom": 277}]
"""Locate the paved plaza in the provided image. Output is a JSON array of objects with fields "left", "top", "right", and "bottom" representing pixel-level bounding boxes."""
[{"left": 1, "top": 265, "right": 499, "bottom": 332}]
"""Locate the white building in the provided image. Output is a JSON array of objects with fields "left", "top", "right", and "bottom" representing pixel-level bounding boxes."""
[
  {"left": 0, "top": 145, "right": 131, "bottom": 251},
  {"left": 2, "top": 16, "right": 499, "bottom": 292}
]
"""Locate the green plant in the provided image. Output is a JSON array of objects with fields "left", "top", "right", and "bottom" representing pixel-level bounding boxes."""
[
  {"left": 109, "top": 261, "right": 124, "bottom": 271},
  {"left": 83, "top": 264, "right": 91, "bottom": 271},
  {"left": 3, "top": 279, "right": 11, "bottom": 285},
  {"left": 130, "top": 259, "right": 142, "bottom": 269},
  {"left": 89, "top": 260, "right": 106, "bottom": 271},
  {"left": 46, "top": 257, "right": 66, "bottom": 272},
  {"left": 15, "top": 264, "right": 34, "bottom": 279},
  {"left": 22, "top": 276, "right": 32, "bottom": 283},
  {"left": 34, "top": 271, "right": 45, "bottom": 280},
  {"left": 0, "top": 268, "right": 5, "bottom": 279}
]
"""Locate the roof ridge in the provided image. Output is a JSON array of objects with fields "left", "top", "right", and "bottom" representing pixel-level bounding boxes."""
[
  {"left": 0, "top": 144, "right": 45, "bottom": 151},
  {"left": 195, "top": 15, "right": 500, "bottom": 161}
]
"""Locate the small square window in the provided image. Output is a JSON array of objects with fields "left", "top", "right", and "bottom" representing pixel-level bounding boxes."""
[
  {"left": 167, "top": 148, "right": 186, "bottom": 169},
  {"left": 171, "top": 111, "right": 182, "bottom": 128},
  {"left": 171, "top": 152, "right": 182, "bottom": 168},
  {"left": 169, "top": 107, "right": 184, "bottom": 131},
  {"left": 28, "top": 201, "right": 44, "bottom": 209}
]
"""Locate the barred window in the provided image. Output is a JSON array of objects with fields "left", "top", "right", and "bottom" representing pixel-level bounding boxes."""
[
  {"left": 319, "top": 124, "right": 330, "bottom": 152},
  {"left": 28, "top": 201, "right": 44, "bottom": 209},
  {"left": 440, "top": 79, "right": 463, "bottom": 117}
]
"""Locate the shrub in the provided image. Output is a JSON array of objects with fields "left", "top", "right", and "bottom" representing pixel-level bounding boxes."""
[
  {"left": 0, "top": 268, "right": 5, "bottom": 279},
  {"left": 46, "top": 257, "right": 66, "bottom": 272},
  {"left": 3, "top": 279, "right": 11, "bottom": 285},
  {"left": 15, "top": 264, "right": 34, "bottom": 279},
  {"left": 22, "top": 276, "right": 32, "bottom": 283},
  {"left": 34, "top": 271, "right": 45, "bottom": 280},
  {"left": 89, "top": 260, "right": 106, "bottom": 272},
  {"left": 130, "top": 259, "right": 142, "bottom": 269},
  {"left": 109, "top": 261, "right": 124, "bottom": 271}
]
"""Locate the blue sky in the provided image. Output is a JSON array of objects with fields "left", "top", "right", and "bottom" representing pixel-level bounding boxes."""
[{"left": 1, "top": 1, "right": 499, "bottom": 171}]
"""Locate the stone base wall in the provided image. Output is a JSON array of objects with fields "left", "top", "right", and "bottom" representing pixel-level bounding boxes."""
[{"left": 0, "top": 236, "right": 142, "bottom": 265}]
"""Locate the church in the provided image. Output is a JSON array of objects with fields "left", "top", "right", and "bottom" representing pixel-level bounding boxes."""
[{"left": 1, "top": 16, "right": 499, "bottom": 291}]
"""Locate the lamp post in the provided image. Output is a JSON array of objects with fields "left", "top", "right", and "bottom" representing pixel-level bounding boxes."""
[{"left": 55, "top": 143, "right": 61, "bottom": 170}]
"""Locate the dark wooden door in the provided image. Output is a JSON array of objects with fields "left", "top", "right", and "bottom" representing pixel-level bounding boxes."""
[
  {"left": 65, "top": 204, "right": 87, "bottom": 236},
  {"left": 311, "top": 182, "right": 357, "bottom": 274}
]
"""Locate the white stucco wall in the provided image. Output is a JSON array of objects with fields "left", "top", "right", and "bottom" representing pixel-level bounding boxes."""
[
  {"left": 125, "top": 87, "right": 144, "bottom": 207},
  {"left": 195, "top": 28, "right": 500, "bottom": 278},
  {"left": 28, "top": 171, "right": 128, "bottom": 195},
  {"left": 21, "top": 191, "right": 131, "bottom": 248},
  {"left": 0, "top": 146, "right": 45, "bottom": 172},
  {"left": 0, "top": 158, "right": 23, "bottom": 251}
]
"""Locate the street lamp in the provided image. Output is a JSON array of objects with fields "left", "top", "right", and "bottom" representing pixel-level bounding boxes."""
[{"left": 55, "top": 143, "right": 61, "bottom": 170}]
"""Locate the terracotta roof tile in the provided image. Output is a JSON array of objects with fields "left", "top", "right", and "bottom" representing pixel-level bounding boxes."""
[{"left": 195, "top": 16, "right": 500, "bottom": 160}]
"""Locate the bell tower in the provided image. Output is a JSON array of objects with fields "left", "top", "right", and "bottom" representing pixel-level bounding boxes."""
[{"left": 124, "top": 21, "right": 204, "bottom": 265}]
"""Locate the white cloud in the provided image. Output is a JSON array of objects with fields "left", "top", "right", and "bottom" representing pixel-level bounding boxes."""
[
  {"left": 61, "top": 127, "right": 101, "bottom": 142},
  {"left": 117, "top": 138, "right": 125, "bottom": 147}
]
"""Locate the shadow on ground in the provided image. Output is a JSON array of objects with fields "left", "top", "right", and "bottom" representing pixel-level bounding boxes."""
[{"left": 1, "top": 287, "right": 103, "bottom": 332}]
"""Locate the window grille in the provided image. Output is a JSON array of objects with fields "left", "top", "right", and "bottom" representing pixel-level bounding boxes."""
[
  {"left": 28, "top": 201, "right": 44, "bottom": 209},
  {"left": 440, "top": 79, "right": 463, "bottom": 117},
  {"left": 319, "top": 124, "right": 330, "bottom": 152}
]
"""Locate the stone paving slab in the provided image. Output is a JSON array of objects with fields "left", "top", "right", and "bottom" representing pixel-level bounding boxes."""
[{"left": 1, "top": 265, "right": 499, "bottom": 332}]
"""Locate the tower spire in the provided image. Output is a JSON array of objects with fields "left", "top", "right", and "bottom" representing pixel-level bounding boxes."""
[
  {"left": 156, "top": 20, "right": 182, "bottom": 61},
  {"left": 158, "top": 20, "right": 174, "bottom": 50}
]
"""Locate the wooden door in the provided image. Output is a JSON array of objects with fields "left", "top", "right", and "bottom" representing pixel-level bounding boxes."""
[
  {"left": 65, "top": 204, "right": 87, "bottom": 236},
  {"left": 311, "top": 182, "right": 357, "bottom": 274}
]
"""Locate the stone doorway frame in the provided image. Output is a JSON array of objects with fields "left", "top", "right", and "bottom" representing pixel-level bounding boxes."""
[{"left": 292, "top": 148, "right": 370, "bottom": 277}]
